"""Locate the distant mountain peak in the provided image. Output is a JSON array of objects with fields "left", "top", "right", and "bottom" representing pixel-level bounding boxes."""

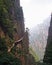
[{"left": 29, "top": 15, "right": 51, "bottom": 60}]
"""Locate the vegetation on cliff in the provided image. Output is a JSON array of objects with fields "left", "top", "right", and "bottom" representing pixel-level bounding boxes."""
[
  {"left": 0, "top": 0, "right": 52, "bottom": 65},
  {"left": 0, "top": 0, "right": 22, "bottom": 65}
]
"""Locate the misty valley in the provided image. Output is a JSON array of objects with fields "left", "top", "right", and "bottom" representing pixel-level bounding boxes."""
[{"left": 0, "top": 0, "right": 52, "bottom": 65}]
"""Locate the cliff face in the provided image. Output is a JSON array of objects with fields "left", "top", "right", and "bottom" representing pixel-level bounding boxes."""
[
  {"left": 43, "top": 14, "right": 52, "bottom": 63},
  {"left": 10, "top": 0, "right": 25, "bottom": 65},
  {"left": 0, "top": 0, "right": 25, "bottom": 65},
  {"left": 9, "top": 0, "right": 24, "bottom": 39},
  {"left": 0, "top": 0, "right": 36, "bottom": 65},
  {"left": 0, "top": 0, "right": 24, "bottom": 48}
]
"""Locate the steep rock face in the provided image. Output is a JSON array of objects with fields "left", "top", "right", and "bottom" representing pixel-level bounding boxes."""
[
  {"left": 0, "top": 0, "right": 36, "bottom": 65},
  {"left": 43, "top": 14, "right": 52, "bottom": 63},
  {"left": 11, "top": 1, "right": 25, "bottom": 65},
  {"left": 9, "top": 0, "right": 24, "bottom": 39},
  {"left": 0, "top": 0, "right": 25, "bottom": 65},
  {"left": 0, "top": 0, "right": 43, "bottom": 64}
]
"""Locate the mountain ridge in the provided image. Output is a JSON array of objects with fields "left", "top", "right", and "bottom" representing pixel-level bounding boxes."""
[{"left": 29, "top": 16, "right": 51, "bottom": 60}]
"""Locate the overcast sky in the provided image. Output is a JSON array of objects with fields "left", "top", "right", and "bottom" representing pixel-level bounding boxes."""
[{"left": 20, "top": 0, "right": 52, "bottom": 29}]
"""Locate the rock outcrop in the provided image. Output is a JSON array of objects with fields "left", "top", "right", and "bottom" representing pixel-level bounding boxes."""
[
  {"left": 43, "top": 14, "right": 52, "bottom": 64},
  {"left": 0, "top": 0, "right": 35, "bottom": 65}
]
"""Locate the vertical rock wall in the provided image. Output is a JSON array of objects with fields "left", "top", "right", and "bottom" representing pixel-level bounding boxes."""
[{"left": 43, "top": 14, "right": 52, "bottom": 63}]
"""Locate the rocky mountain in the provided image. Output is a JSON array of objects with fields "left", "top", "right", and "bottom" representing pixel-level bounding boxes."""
[
  {"left": 43, "top": 14, "right": 52, "bottom": 63},
  {"left": 0, "top": 0, "right": 25, "bottom": 65},
  {"left": 29, "top": 16, "right": 51, "bottom": 60},
  {"left": 0, "top": 0, "right": 36, "bottom": 65}
]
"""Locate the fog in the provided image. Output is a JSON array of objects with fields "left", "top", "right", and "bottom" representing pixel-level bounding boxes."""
[{"left": 20, "top": 0, "right": 52, "bottom": 29}]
